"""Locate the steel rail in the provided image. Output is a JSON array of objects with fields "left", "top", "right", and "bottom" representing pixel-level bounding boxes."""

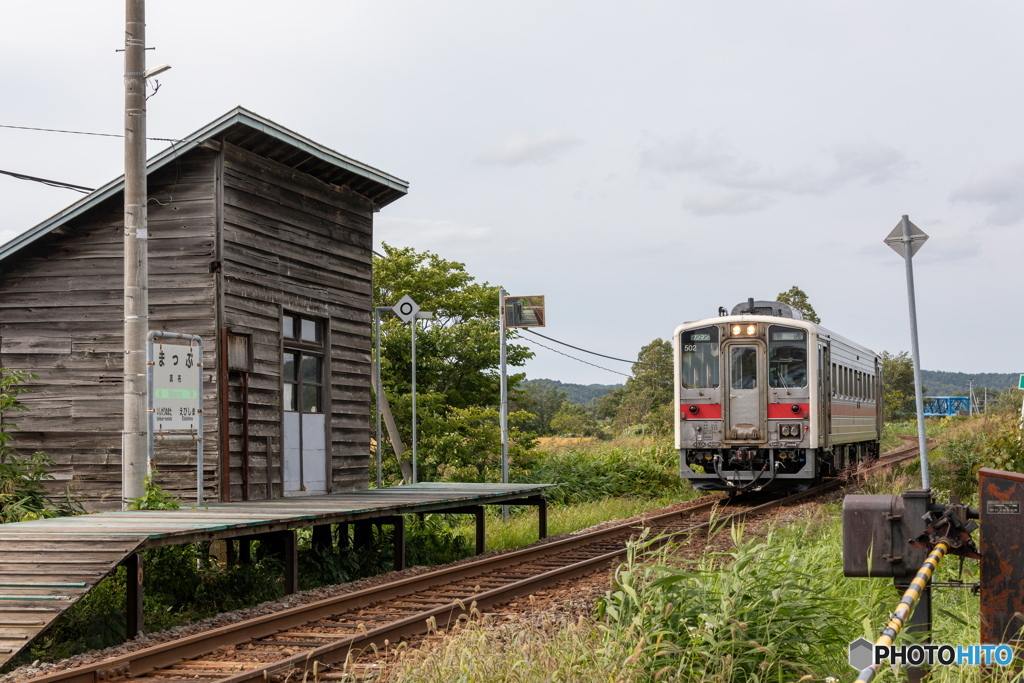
[
  {"left": 23, "top": 447, "right": 919, "bottom": 683},
  {"left": 203, "top": 483, "right": 845, "bottom": 683},
  {"left": 20, "top": 497, "right": 721, "bottom": 683}
]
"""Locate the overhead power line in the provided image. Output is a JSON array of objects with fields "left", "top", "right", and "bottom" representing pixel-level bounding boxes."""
[
  {"left": 0, "top": 123, "right": 181, "bottom": 143},
  {"left": 522, "top": 329, "right": 671, "bottom": 369},
  {"left": 0, "top": 169, "right": 94, "bottom": 193},
  {"left": 523, "top": 336, "right": 631, "bottom": 378}
]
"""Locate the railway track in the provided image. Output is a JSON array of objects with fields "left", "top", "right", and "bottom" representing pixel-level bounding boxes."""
[{"left": 14, "top": 444, "right": 922, "bottom": 683}]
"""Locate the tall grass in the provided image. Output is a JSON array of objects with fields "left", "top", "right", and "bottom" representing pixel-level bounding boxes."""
[
  {"left": 517, "top": 440, "right": 690, "bottom": 505},
  {"left": 377, "top": 507, "right": 1024, "bottom": 683}
]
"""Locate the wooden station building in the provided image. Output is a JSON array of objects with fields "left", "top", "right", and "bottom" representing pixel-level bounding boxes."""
[{"left": 0, "top": 107, "right": 409, "bottom": 509}]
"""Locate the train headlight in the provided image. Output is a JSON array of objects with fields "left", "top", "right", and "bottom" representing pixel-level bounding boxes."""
[
  {"left": 731, "top": 324, "right": 742, "bottom": 335},
  {"left": 745, "top": 325, "right": 756, "bottom": 335},
  {"left": 781, "top": 425, "right": 791, "bottom": 437}
]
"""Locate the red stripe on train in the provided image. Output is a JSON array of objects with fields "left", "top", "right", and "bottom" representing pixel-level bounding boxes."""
[
  {"left": 681, "top": 404, "right": 722, "bottom": 419},
  {"left": 767, "top": 403, "right": 810, "bottom": 419}
]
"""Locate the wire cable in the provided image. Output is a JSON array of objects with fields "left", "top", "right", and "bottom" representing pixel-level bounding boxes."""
[
  {"left": 523, "top": 335, "right": 632, "bottom": 378},
  {"left": 0, "top": 123, "right": 181, "bottom": 143},
  {"left": 0, "top": 169, "right": 94, "bottom": 193},
  {"left": 522, "top": 329, "right": 671, "bottom": 369}
]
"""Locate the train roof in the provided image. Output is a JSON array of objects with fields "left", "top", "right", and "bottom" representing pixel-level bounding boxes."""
[{"left": 673, "top": 313, "right": 879, "bottom": 360}]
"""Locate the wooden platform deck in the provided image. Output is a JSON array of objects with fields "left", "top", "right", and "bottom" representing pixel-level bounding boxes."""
[{"left": 0, "top": 482, "right": 551, "bottom": 667}]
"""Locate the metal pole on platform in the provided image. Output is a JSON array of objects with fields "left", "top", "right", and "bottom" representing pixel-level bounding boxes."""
[
  {"left": 411, "top": 315, "right": 417, "bottom": 484},
  {"left": 499, "top": 289, "right": 509, "bottom": 520}
]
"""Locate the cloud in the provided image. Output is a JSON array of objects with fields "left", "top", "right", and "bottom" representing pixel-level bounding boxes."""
[
  {"left": 638, "top": 132, "right": 910, "bottom": 214},
  {"left": 950, "top": 164, "right": 1024, "bottom": 226},
  {"left": 476, "top": 131, "right": 582, "bottom": 167},
  {"left": 825, "top": 143, "right": 909, "bottom": 188},
  {"left": 375, "top": 217, "right": 493, "bottom": 244},
  {"left": 682, "top": 189, "right": 776, "bottom": 216}
]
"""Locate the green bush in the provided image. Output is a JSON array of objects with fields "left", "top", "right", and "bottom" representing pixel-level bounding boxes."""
[{"left": 517, "top": 441, "right": 687, "bottom": 505}]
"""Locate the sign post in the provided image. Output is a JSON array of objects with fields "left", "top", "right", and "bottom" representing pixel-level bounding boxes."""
[
  {"left": 499, "top": 294, "right": 545, "bottom": 516},
  {"left": 884, "top": 216, "right": 930, "bottom": 489},
  {"left": 393, "top": 296, "right": 431, "bottom": 483},
  {"left": 147, "top": 331, "right": 203, "bottom": 503}
]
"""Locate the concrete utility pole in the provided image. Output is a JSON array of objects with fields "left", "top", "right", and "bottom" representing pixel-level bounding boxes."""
[{"left": 122, "top": 0, "right": 150, "bottom": 507}]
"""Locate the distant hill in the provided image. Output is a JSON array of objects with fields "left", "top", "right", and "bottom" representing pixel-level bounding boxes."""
[
  {"left": 920, "top": 370, "right": 1019, "bottom": 396},
  {"left": 522, "top": 378, "right": 621, "bottom": 405}
]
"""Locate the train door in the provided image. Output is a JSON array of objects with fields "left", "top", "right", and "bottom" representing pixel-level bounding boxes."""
[
  {"left": 723, "top": 341, "right": 763, "bottom": 440},
  {"left": 818, "top": 342, "right": 831, "bottom": 449}
]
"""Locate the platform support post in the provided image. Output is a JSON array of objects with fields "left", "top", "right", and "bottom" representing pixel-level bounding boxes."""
[
  {"left": 283, "top": 530, "right": 298, "bottom": 594},
  {"left": 536, "top": 496, "right": 547, "bottom": 539},
  {"left": 354, "top": 521, "right": 373, "bottom": 550},
  {"left": 312, "top": 524, "right": 332, "bottom": 554},
  {"left": 378, "top": 516, "right": 405, "bottom": 570},
  {"left": 239, "top": 538, "right": 251, "bottom": 564},
  {"left": 337, "top": 523, "right": 350, "bottom": 549},
  {"left": 125, "top": 552, "right": 144, "bottom": 639},
  {"left": 474, "top": 507, "right": 485, "bottom": 554}
]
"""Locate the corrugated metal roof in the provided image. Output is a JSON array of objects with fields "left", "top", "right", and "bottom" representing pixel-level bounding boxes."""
[{"left": 0, "top": 107, "right": 409, "bottom": 263}]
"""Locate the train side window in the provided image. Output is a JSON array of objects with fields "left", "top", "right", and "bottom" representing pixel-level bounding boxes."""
[{"left": 831, "top": 363, "right": 837, "bottom": 396}]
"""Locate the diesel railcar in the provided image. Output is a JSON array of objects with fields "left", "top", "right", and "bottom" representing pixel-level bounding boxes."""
[{"left": 674, "top": 299, "right": 881, "bottom": 493}]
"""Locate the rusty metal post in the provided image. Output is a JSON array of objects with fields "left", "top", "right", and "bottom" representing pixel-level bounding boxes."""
[
  {"left": 125, "top": 552, "right": 144, "bottom": 638},
  {"left": 980, "top": 468, "right": 1024, "bottom": 647}
]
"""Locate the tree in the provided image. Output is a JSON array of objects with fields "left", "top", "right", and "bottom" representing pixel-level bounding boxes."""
[
  {"left": 776, "top": 286, "right": 820, "bottom": 323},
  {"left": 881, "top": 350, "right": 919, "bottom": 421},
  {"left": 549, "top": 402, "right": 601, "bottom": 437},
  {"left": 600, "top": 338, "right": 674, "bottom": 435},
  {"left": 513, "top": 380, "right": 568, "bottom": 436},
  {"left": 373, "top": 244, "right": 534, "bottom": 482}
]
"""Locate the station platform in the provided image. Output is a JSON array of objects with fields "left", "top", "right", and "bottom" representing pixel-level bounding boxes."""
[{"left": 0, "top": 482, "right": 551, "bottom": 667}]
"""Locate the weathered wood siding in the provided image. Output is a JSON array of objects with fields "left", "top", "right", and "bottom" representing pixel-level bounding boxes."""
[
  {"left": 0, "top": 150, "right": 219, "bottom": 509},
  {"left": 220, "top": 143, "right": 373, "bottom": 499}
]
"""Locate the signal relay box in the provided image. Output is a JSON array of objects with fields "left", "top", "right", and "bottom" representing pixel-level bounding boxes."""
[{"left": 842, "top": 490, "right": 932, "bottom": 578}]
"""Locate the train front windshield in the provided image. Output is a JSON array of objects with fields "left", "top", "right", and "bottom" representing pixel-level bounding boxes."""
[
  {"left": 681, "top": 326, "right": 720, "bottom": 388},
  {"left": 768, "top": 326, "right": 807, "bottom": 388}
]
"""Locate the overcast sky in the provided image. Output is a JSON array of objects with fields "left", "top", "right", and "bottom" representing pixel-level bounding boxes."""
[{"left": 2, "top": 2, "right": 1021, "bottom": 385}]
